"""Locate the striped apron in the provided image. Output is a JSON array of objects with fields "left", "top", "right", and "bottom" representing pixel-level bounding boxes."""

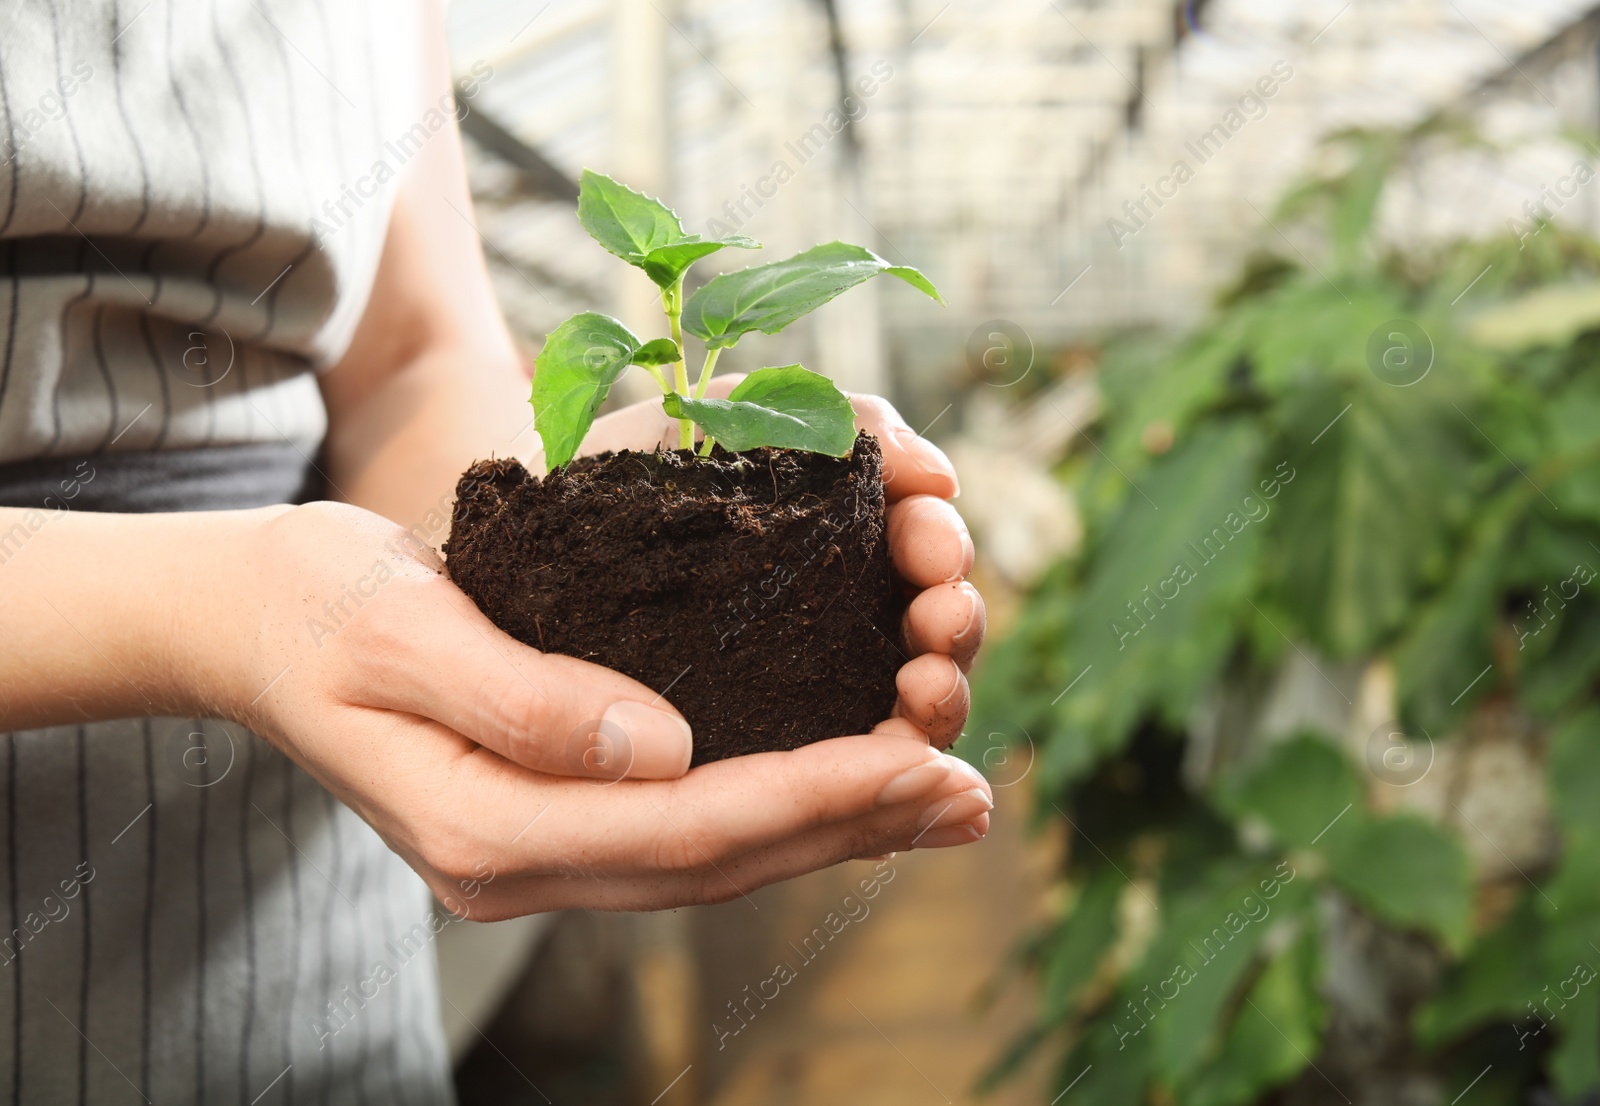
[{"left": 0, "top": 0, "right": 458, "bottom": 1100}]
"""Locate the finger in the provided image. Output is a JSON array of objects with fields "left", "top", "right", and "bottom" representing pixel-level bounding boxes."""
[
  {"left": 399, "top": 728, "right": 989, "bottom": 884},
  {"left": 894, "top": 653, "right": 969, "bottom": 748},
  {"left": 357, "top": 585, "right": 693, "bottom": 780},
  {"left": 626, "top": 794, "right": 995, "bottom": 911},
  {"left": 445, "top": 761, "right": 995, "bottom": 916},
  {"left": 888, "top": 495, "right": 975, "bottom": 587},
  {"left": 850, "top": 394, "right": 959, "bottom": 501},
  {"left": 903, "top": 581, "right": 985, "bottom": 670},
  {"left": 353, "top": 712, "right": 992, "bottom": 916},
  {"left": 872, "top": 716, "right": 930, "bottom": 741},
  {"left": 511, "top": 799, "right": 993, "bottom": 913},
  {"left": 575, "top": 395, "right": 681, "bottom": 455},
  {"left": 548, "top": 735, "right": 974, "bottom": 875},
  {"left": 698, "top": 372, "right": 747, "bottom": 400}
]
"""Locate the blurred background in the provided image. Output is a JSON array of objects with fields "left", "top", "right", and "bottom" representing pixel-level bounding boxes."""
[{"left": 436, "top": 1, "right": 1600, "bottom": 1102}]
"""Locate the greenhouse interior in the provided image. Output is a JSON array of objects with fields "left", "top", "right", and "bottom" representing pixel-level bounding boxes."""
[
  {"left": 430, "top": 0, "right": 1600, "bottom": 1102},
  {"left": 7, "top": 0, "right": 1600, "bottom": 1102}
]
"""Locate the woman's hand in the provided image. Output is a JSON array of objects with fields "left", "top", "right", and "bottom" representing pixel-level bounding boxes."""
[
  {"left": 181, "top": 499, "right": 993, "bottom": 918},
  {"left": 573, "top": 382, "right": 985, "bottom": 748}
]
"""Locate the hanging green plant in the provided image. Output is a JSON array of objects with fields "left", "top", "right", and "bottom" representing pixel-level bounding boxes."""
[{"left": 972, "top": 128, "right": 1600, "bottom": 1104}]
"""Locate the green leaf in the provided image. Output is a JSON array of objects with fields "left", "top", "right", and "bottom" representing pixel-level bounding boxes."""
[
  {"left": 631, "top": 338, "right": 680, "bottom": 366},
  {"left": 577, "top": 170, "right": 686, "bottom": 263},
  {"left": 577, "top": 170, "right": 759, "bottom": 288},
  {"left": 642, "top": 237, "right": 760, "bottom": 289},
  {"left": 1324, "top": 816, "right": 1473, "bottom": 951},
  {"left": 1521, "top": 599, "right": 1600, "bottom": 719},
  {"left": 1218, "top": 734, "right": 1363, "bottom": 850},
  {"left": 1329, "top": 133, "right": 1397, "bottom": 272},
  {"left": 1268, "top": 379, "right": 1466, "bottom": 657},
  {"left": 1544, "top": 369, "right": 1600, "bottom": 521},
  {"left": 1246, "top": 279, "right": 1411, "bottom": 393},
  {"left": 1542, "top": 711, "right": 1600, "bottom": 919},
  {"left": 1040, "top": 871, "right": 1122, "bottom": 1025},
  {"left": 969, "top": 574, "right": 1072, "bottom": 753},
  {"left": 884, "top": 263, "right": 942, "bottom": 301},
  {"left": 681, "top": 242, "right": 943, "bottom": 350},
  {"left": 1183, "top": 929, "right": 1324, "bottom": 1106},
  {"left": 1392, "top": 489, "right": 1519, "bottom": 731},
  {"left": 531, "top": 312, "right": 642, "bottom": 469},
  {"left": 1053, "top": 1017, "right": 1152, "bottom": 1106},
  {"left": 1099, "top": 321, "right": 1244, "bottom": 469},
  {"left": 1551, "top": 985, "right": 1600, "bottom": 1099},
  {"left": 1549, "top": 708, "right": 1600, "bottom": 841},
  {"left": 1039, "top": 419, "right": 1265, "bottom": 790},
  {"left": 1544, "top": 837, "right": 1600, "bottom": 917},
  {"left": 1145, "top": 864, "right": 1310, "bottom": 1081},
  {"left": 661, "top": 365, "right": 857, "bottom": 455},
  {"left": 1416, "top": 896, "right": 1543, "bottom": 1047}
]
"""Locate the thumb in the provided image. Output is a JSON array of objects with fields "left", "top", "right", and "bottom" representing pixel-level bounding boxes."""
[
  {"left": 365, "top": 588, "right": 694, "bottom": 780},
  {"left": 697, "top": 371, "right": 748, "bottom": 399},
  {"left": 574, "top": 373, "right": 752, "bottom": 459}
]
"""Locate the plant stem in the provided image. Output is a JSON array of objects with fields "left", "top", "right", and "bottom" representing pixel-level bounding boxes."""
[
  {"left": 693, "top": 347, "right": 721, "bottom": 399},
  {"left": 698, "top": 436, "right": 716, "bottom": 457},
  {"left": 662, "top": 278, "right": 693, "bottom": 449},
  {"left": 642, "top": 363, "right": 672, "bottom": 395}
]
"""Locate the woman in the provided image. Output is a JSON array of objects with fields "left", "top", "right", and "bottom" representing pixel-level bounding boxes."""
[{"left": 0, "top": 1, "right": 990, "bottom": 1102}]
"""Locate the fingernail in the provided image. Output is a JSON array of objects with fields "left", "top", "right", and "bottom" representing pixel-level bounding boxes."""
[
  {"left": 936, "top": 657, "right": 963, "bottom": 709},
  {"left": 949, "top": 756, "right": 988, "bottom": 790},
  {"left": 952, "top": 584, "right": 981, "bottom": 644},
  {"left": 916, "top": 788, "right": 993, "bottom": 831},
  {"left": 895, "top": 427, "right": 961, "bottom": 497},
  {"left": 875, "top": 757, "right": 953, "bottom": 806},
  {"left": 914, "top": 824, "right": 982, "bottom": 849},
  {"left": 944, "top": 527, "right": 976, "bottom": 584},
  {"left": 600, "top": 701, "right": 693, "bottom": 779}
]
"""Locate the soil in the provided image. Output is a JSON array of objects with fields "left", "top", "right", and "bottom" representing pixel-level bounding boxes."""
[{"left": 444, "top": 432, "right": 905, "bottom": 766}]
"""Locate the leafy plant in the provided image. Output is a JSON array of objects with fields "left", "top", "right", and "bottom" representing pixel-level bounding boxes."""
[
  {"left": 532, "top": 171, "right": 942, "bottom": 467},
  {"left": 972, "top": 128, "right": 1600, "bottom": 1104}
]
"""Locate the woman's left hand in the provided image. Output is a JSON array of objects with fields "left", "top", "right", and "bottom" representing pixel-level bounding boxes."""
[{"left": 571, "top": 382, "right": 985, "bottom": 749}]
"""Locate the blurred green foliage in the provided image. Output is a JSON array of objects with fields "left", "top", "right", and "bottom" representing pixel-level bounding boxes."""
[{"left": 971, "top": 130, "right": 1600, "bottom": 1103}]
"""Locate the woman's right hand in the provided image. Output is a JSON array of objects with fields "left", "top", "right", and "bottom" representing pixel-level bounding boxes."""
[{"left": 189, "top": 500, "right": 992, "bottom": 918}]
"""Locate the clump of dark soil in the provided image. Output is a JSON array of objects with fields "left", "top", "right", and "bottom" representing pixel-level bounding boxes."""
[{"left": 444, "top": 432, "right": 904, "bottom": 766}]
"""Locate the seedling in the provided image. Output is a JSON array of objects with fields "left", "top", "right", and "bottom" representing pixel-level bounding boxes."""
[{"left": 532, "top": 170, "right": 943, "bottom": 468}]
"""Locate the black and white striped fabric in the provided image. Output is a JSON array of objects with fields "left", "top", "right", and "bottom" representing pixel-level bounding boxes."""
[
  {"left": 0, "top": 0, "right": 418, "bottom": 462},
  {"left": 0, "top": 1, "right": 459, "bottom": 1102},
  {"left": 0, "top": 720, "right": 455, "bottom": 1106},
  {"left": 0, "top": 447, "right": 454, "bottom": 1105}
]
